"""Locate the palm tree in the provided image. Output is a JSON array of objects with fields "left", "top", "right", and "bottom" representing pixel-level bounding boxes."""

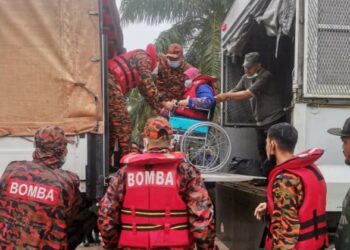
[
  {"left": 120, "top": 0, "right": 233, "bottom": 75},
  {"left": 120, "top": 0, "right": 234, "bottom": 141}
]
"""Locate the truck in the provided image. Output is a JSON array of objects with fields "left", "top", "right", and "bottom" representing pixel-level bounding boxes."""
[
  {"left": 2, "top": 0, "right": 350, "bottom": 249},
  {"left": 217, "top": 0, "right": 350, "bottom": 248},
  {"left": 0, "top": 0, "right": 123, "bottom": 202}
]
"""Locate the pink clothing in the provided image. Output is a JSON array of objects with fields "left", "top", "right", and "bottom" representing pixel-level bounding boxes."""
[{"left": 184, "top": 67, "right": 200, "bottom": 80}]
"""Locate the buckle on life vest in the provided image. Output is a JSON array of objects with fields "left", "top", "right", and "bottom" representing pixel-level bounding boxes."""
[
  {"left": 131, "top": 206, "right": 136, "bottom": 217},
  {"left": 165, "top": 207, "right": 171, "bottom": 217},
  {"left": 132, "top": 222, "right": 137, "bottom": 235},
  {"left": 164, "top": 223, "right": 170, "bottom": 234}
]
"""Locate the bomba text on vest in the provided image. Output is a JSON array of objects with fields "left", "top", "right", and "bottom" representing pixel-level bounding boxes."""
[{"left": 127, "top": 171, "right": 175, "bottom": 187}]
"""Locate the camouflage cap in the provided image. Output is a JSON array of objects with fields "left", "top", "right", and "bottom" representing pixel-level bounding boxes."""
[
  {"left": 144, "top": 116, "right": 173, "bottom": 139},
  {"left": 166, "top": 43, "right": 183, "bottom": 59},
  {"left": 34, "top": 126, "right": 72, "bottom": 152}
]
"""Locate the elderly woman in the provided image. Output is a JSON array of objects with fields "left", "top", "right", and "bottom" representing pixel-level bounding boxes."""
[{"left": 165, "top": 67, "right": 217, "bottom": 120}]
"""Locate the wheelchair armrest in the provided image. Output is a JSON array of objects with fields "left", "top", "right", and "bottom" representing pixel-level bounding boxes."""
[{"left": 170, "top": 105, "right": 211, "bottom": 120}]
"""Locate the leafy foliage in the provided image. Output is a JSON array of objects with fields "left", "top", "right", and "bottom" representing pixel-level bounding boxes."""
[{"left": 120, "top": 0, "right": 234, "bottom": 140}]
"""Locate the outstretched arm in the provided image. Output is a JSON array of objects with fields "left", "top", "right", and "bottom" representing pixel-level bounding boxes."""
[
  {"left": 215, "top": 90, "right": 253, "bottom": 102},
  {"left": 133, "top": 51, "right": 163, "bottom": 112},
  {"left": 187, "top": 84, "right": 216, "bottom": 110}
]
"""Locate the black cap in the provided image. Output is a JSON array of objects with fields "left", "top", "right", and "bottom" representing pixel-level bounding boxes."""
[
  {"left": 242, "top": 52, "right": 260, "bottom": 68},
  {"left": 327, "top": 117, "right": 350, "bottom": 137}
]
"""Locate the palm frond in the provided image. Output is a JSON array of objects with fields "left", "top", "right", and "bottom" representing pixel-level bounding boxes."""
[
  {"left": 183, "top": 14, "right": 221, "bottom": 76},
  {"left": 120, "top": 0, "right": 204, "bottom": 25},
  {"left": 154, "top": 17, "right": 201, "bottom": 53},
  {"left": 120, "top": 0, "right": 236, "bottom": 134},
  {"left": 128, "top": 89, "right": 155, "bottom": 143}
]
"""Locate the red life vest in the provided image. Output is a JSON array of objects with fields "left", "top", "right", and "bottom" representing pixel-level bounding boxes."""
[
  {"left": 118, "top": 152, "right": 193, "bottom": 249},
  {"left": 175, "top": 75, "right": 217, "bottom": 120},
  {"left": 108, "top": 45, "right": 157, "bottom": 94},
  {"left": 265, "top": 148, "right": 328, "bottom": 250},
  {"left": 108, "top": 50, "right": 141, "bottom": 94}
]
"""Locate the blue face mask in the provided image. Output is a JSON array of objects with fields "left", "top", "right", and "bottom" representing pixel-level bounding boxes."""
[{"left": 168, "top": 60, "right": 180, "bottom": 69}]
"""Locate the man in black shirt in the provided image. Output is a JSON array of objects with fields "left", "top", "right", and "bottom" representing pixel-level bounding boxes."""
[{"left": 216, "top": 52, "right": 285, "bottom": 161}]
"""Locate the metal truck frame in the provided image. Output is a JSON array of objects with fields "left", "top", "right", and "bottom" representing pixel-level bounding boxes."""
[
  {"left": 218, "top": 0, "right": 350, "bottom": 248},
  {"left": 0, "top": 0, "right": 123, "bottom": 202}
]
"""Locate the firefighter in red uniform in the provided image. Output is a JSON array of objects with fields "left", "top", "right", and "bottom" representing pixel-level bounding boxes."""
[
  {"left": 108, "top": 44, "right": 170, "bottom": 159},
  {"left": 254, "top": 123, "right": 328, "bottom": 249},
  {"left": 98, "top": 116, "right": 216, "bottom": 250},
  {"left": 0, "top": 126, "right": 82, "bottom": 249}
]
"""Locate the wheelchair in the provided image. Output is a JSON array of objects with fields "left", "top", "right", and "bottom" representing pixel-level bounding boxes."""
[{"left": 169, "top": 108, "right": 231, "bottom": 173}]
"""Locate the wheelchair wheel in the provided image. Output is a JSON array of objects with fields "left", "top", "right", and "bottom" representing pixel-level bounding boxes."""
[{"left": 180, "top": 122, "right": 231, "bottom": 173}]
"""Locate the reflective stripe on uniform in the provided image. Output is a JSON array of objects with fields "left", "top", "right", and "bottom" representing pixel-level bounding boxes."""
[
  {"left": 121, "top": 207, "right": 188, "bottom": 217},
  {"left": 121, "top": 223, "right": 189, "bottom": 231}
]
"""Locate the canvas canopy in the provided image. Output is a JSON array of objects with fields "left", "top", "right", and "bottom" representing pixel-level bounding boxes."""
[{"left": 0, "top": 0, "right": 111, "bottom": 136}]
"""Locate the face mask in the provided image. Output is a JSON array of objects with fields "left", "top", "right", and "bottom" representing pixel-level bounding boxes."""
[
  {"left": 246, "top": 73, "right": 258, "bottom": 79},
  {"left": 168, "top": 60, "right": 180, "bottom": 69},
  {"left": 184, "top": 79, "right": 192, "bottom": 88}
]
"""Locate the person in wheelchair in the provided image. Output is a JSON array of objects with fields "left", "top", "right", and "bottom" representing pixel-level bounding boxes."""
[{"left": 164, "top": 67, "right": 217, "bottom": 121}]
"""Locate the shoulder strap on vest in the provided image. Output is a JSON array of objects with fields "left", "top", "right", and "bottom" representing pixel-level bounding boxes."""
[{"left": 269, "top": 148, "right": 324, "bottom": 178}]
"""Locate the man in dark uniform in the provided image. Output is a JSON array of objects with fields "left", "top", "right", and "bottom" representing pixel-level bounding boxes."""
[
  {"left": 215, "top": 52, "right": 285, "bottom": 162},
  {"left": 98, "top": 116, "right": 216, "bottom": 250},
  {"left": 328, "top": 117, "right": 350, "bottom": 249},
  {"left": 0, "top": 126, "right": 82, "bottom": 249}
]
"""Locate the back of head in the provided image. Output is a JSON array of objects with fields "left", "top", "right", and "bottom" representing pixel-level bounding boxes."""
[
  {"left": 143, "top": 116, "right": 173, "bottom": 150},
  {"left": 33, "top": 125, "right": 69, "bottom": 168},
  {"left": 267, "top": 123, "right": 298, "bottom": 153}
]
